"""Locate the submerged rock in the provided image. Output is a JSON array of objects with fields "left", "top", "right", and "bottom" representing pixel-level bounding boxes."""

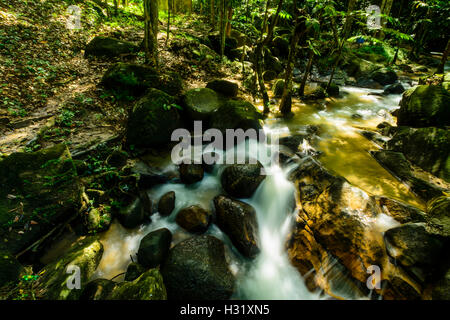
[
  {"left": 85, "top": 36, "right": 138, "bottom": 58},
  {"left": 206, "top": 79, "right": 239, "bottom": 97},
  {"left": 158, "top": 191, "right": 176, "bottom": 216},
  {"left": 37, "top": 237, "right": 103, "bottom": 300},
  {"left": 0, "top": 144, "right": 80, "bottom": 255},
  {"left": 161, "top": 235, "right": 235, "bottom": 300},
  {"left": 397, "top": 85, "right": 450, "bottom": 127},
  {"left": 137, "top": 228, "right": 172, "bottom": 268},
  {"left": 213, "top": 195, "right": 259, "bottom": 258},
  {"left": 176, "top": 205, "right": 211, "bottom": 233},
  {"left": 221, "top": 162, "right": 266, "bottom": 198},
  {"left": 125, "top": 89, "right": 184, "bottom": 149}
]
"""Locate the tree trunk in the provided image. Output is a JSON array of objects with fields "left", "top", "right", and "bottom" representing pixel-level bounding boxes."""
[
  {"left": 219, "top": 0, "right": 226, "bottom": 59},
  {"left": 226, "top": 7, "right": 233, "bottom": 37},
  {"left": 144, "top": 0, "right": 158, "bottom": 67},
  {"left": 210, "top": 0, "right": 215, "bottom": 29},
  {"left": 326, "top": 0, "right": 356, "bottom": 91},
  {"left": 165, "top": 0, "right": 171, "bottom": 47},
  {"left": 299, "top": 47, "right": 314, "bottom": 97},
  {"left": 113, "top": 0, "right": 118, "bottom": 16},
  {"left": 437, "top": 39, "right": 450, "bottom": 74}
]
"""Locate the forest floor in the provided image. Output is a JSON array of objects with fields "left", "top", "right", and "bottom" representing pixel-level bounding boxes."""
[{"left": 0, "top": 0, "right": 248, "bottom": 157}]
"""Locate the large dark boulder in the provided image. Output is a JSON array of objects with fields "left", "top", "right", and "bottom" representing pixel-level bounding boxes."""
[
  {"left": 182, "top": 88, "right": 223, "bottom": 122},
  {"left": 206, "top": 79, "right": 239, "bottom": 97},
  {"left": 383, "top": 82, "right": 405, "bottom": 95},
  {"left": 158, "top": 191, "right": 176, "bottom": 216},
  {"left": 179, "top": 163, "right": 204, "bottom": 184},
  {"left": 116, "top": 195, "right": 152, "bottom": 229},
  {"left": 124, "top": 262, "right": 146, "bottom": 281},
  {"left": 137, "top": 228, "right": 172, "bottom": 268},
  {"left": 85, "top": 36, "right": 139, "bottom": 58},
  {"left": 209, "top": 99, "right": 263, "bottom": 134},
  {"left": 369, "top": 67, "right": 398, "bottom": 85},
  {"left": 175, "top": 205, "right": 211, "bottom": 233},
  {"left": 0, "top": 144, "right": 81, "bottom": 255},
  {"left": 384, "top": 223, "right": 446, "bottom": 283},
  {"left": 125, "top": 89, "right": 184, "bottom": 148},
  {"left": 387, "top": 126, "right": 450, "bottom": 181},
  {"left": 101, "top": 63, "right": 182, "bottom": 97},
  {"left": 221, "top": 162, "right": 266, "bottom": 198},
  {"left": 397, "top": 85, "right": 450, "bottom": 127},
  {"left": 161, "top": 235, "right": 235, "bottom": 300},
  {"left": 213, "top": 195, "right": 259, "bottom": 258}
]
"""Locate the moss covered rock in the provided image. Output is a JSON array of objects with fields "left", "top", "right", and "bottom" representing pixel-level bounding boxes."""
[
  {"left": 85, "top": 36, "right": 139, "bottom": 58},
  {"left": 101, "top": 63, "right": 182, "bottom": 97},
  {"left": 182, "top": 88, "right": 224, "bottom": 122},
  {"left": 387, "top": 126, "right": 450, "bottom": 181},
  {"left": 125, "top": 89, "right": 184, "bottom": 148},
  {"left": 37, "top": 236, "right": 103, "bottom": 300},
  {"left": 272, "top": 79, "right": 285, "bottom": 97},
  {"left": 397, "top": 85, "right": 450, "bottom": 127},
  {"left": 108, "top": 269, "right": 166, "bottom": 300},
  {"left": 0, "top": 144, "right": 80, "bottom": 255},
  {"left": 209, "top": 99, "right": 263, "bottom": 134},
  {"left": 206, "top": 79, "right": 239, "bottom": 97},
  {"left": 426, "top": 196, "right": 450, "bottom": 238}
]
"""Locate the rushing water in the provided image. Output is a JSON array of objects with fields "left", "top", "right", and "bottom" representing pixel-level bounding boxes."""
[{"left": 91, "top": 84, "right": 423, "bottom": 299}]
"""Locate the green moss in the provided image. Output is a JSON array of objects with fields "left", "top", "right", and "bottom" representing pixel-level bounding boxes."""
[{"left": 108, "top": 269, "right": 167, "bottom": 300}]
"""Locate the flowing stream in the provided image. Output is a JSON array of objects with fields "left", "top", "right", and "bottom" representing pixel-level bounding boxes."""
[{"left": 91, "top": 84, "right": 423, "bottom": 299}]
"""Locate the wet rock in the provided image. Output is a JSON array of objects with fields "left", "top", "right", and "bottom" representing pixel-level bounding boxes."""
[
  {"left": 183, "top": 88, "right": 224, "bottom": 122},
  {"left": 116, "top": 195, "right": 152, "bottom": 229},
  {"left": 0, "top": 250, "right": 22, "bottom": 287},
  {"left": 79, "top": 278, "right": 116, "bottom": 300},
  {"left": 108, "top": 269, "right": 167, "bottom": 300},
  {"left": 272, "top": 79, "right": 285, "bottom": 97},
  {"left": 387, "top": 126, "right": 450, "bottom": 181},
  {"left": 137, "top": 228, "right": 172, "bottom": 268},
  {"left": 161, "top": 235, "right": 235, "bottom": 300},
  {"left": 221, "top": 162, "right": 266, "bottom": 198},
  {"left": 85, "top": 36, "right": 139, "bottom": 58},
  {"left": 426, "top": 196, "right": 450, "bottom": 238},
  {"left": 206, "top": 79, "right": 239, "bottom": 97},
  {"left": 375, "top": 197, "right": 426, "bottom": 224},
  {"left": 124, "top": 262, "right": 146, "bottom": 282},
  {"left": 213, "top": 195, "right": 259, "bottom": 258},
  {"left": 37, "top": 237, "right": 103, "bottom": 300},
  {"left": 130, "top": 160, "right": 170, "bottom": 189},
  {"left": 370, "top": 67, "right": 398, "bottom": 85},
  {"left": 384, "top": 223, "right": 445, "bottom": 283},
  {"left": 179, "top": 163, "right": 204, "bottom": 184},
  {"left": 176, "top": 205, "right": 211, "bottom": 233},
  {"left": 158, "top": 191, "right": 176, "bottom": 216},
  {"left": 383, "top": 82, "right": 405, "bottom": 95},
  {"left": 209, "top": 99, "right": 263, "bottom": 134},
  {"left": 397, "top": 85, "right": 450, "bottom": 127},
  {"left": 0, "top": 144, "right": 81, "bottom": 255},
  {"left": 360, "top": 130, "right": 387, "bottom": 147},
  {"left": 279, "top": 134, "right": 312, "bottom": 153},
  {"left": 321, "top": 82, "right": 340, "bottom": 97},
  {"left": 125, "top": 89, "right": 184, "bottom": 149},
  {"left": 356, "top": 78, "right": 383, "bottom": 89},
  {"left": 370, "top": 150, "right": 445, "bottom": 202},
  {"left": 304, "top": 87, "right": 326, "bottom": 100},
  {"left": 376, "top": 121, "right": 397, "bottom": 137}
]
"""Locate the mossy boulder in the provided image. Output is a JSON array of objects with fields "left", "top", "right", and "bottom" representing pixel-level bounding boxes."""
[
  {"left": 161, "top": 235, "right": 235, "bottom": 300},
  {"left": 125, "top": 89, "right": 184, "bottom": 149},
  {"left": 101, "top": 63, "right": 182, "bottom": 97},
  {"left": 397, "top": 85, "right": 450, "bottom": 127},
  {"left": 426, "top": 196, "right": 450, "bottom": 238},
  {"left": 209, "top": 99, "right": 263, "bottom": 134},
  {"left": 182, "top": 88, "right": 224, "bottom": 122},
  {"left": 85, "top": 36, "right": 139, "bottom": 58},
  {"left": 37, "top": 236, "right": 103, "bottom": 300},
  {"left": 0, "top": 250, "right": 23, "bottom": 287},
  {"left": 0, "top": 144, "right": 80, "bottom": 255},
  {"left": 108, "top": 269, "right": 167, "bottom": 300},
  {"left": 124, "top": 262, "right": 146, "bottom": 282},
  {"left": 369, "top": 67, "right": 398, "bottom": 85},
  {"left": 83, "top": 206, "right": 112, "bottom": 234},
  {"left": 272, "top": 79, "right": 285, "bottom": 97},
  {"left": 387, "top": 126, "right": 450, "bottom": 181},
  {"left": 206, "top": 79, "right": 239, "bottom": 97}
]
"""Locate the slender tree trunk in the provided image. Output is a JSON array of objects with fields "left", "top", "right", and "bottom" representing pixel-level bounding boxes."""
[
  {"left": 219, "top": 0, "right": 226, "bottom": 59},
  {"left": 299, "top": 49, "right": 314, "bottom": 96},
  {"left": 165, "top": 0, "right": 171, "bottom": 47},
  {"left": 326, "top": 0, "right": 356, "bottom": 91},
  {"left": 144, "top": 0, "right": 158, "bottom": 67},
  {"left": 437, "top": 39, "right": 450, "bottom": 74},
  {"left": 226, "top": 7, "right": 233, "bottom": 37},
  {"left": 113, "top": 0, "right": 118, "bottom": 16},
  {"left": 254, "top": 0, "right": 284, "bottom": 114},
  {"left": 210, "top": 0, "right": 215, "bottom": 29}
]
